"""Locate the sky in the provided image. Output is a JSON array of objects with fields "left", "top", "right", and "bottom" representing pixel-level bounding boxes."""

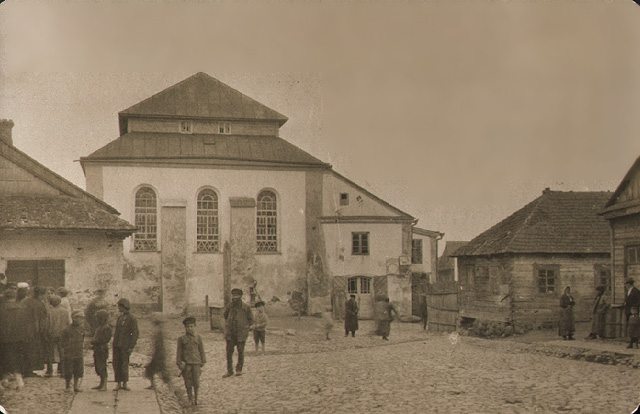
[{"left": 1, "top": 0, "right": 640, "bottom": 247}]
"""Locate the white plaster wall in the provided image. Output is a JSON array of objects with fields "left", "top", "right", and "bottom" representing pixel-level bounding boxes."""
[
  {"left": 321, "top": 222, "right": 404, "bottom": 276},
  {"left": 322, "top": 172, "right": 399, "bottom": 217},
  {"left": 410, "top": 234, "right": 435, "bottom": 277},
  {"left": 0, "top": 232, "right": 125, "bottom": 310},
  {"left": 98, "top": 165, "right": 307, "bottom": 306},
  {"left": 387, "top": 274, "right": 412, "bottom": 318}
]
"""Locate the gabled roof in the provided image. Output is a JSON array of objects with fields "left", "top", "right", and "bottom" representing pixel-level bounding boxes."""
[
  {"left": 453, "top": 190, "right": 611, "bottom": 257},
  {"left": 80, "top": 133, "right": 330, "bottom": 168},
  {"left": 0, "top": 196, "right": 135, "bottom": 234},
  {"left": 0, "top": 140, "right": 121, "bottom": 215},
  {"left": 118, "top": 72, "right": 288, "bottom": 135},
  {"left": 601, "top": 155, "right": 640, "bottom": 218},
  {"left": 413, "top": 227, "right": 444, "bottom": 238},
  {"left": 438, "top": 241, "right": 469, "bottom": 271}
]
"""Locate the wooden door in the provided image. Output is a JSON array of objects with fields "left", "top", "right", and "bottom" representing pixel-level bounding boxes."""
[
  {"left": 347, "top": 276, "right": 374, "bottom": 319},
  {"left": 6, "top": 260, "right": 65, "bottom": 287}
]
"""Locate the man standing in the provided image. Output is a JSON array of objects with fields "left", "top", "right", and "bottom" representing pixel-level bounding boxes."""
[
  {"left": 85, "top": 289, "right": 108, "bottom": 336},
  {"left": 222, "top": 288, "right": 253, "bottom": 378},
  {"left": 113, "top": 298, "right": 138, "bottom": 391},
  {"left": 344, "top": 294, "right": 359, "bottom": 337},
  {"left": 624, "top": 279, "right": 640, "bottom": 335},
  {"left": 21, "top": 286, "right": 49, "bottom": 377}
]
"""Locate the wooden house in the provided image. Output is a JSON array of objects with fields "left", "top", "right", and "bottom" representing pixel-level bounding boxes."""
[{"left": 452, "top": 189, "right": 611, "bottom": 329}]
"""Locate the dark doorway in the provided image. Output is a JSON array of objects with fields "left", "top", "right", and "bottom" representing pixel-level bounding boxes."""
[
  {"left": 411, "top": 272, "right": 428, "bottom": 316},
  {"left": 6, "top": 260, "right": 65, "bottom": 288}
]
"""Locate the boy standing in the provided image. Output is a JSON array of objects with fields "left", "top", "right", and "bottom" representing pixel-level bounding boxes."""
[
  {"left": 252, "top": 301, "right": 268, "bottom": 352},
  {"left": 61, "top": 311, "right": 85, "bottom": 392},
  {"left": 176, "top": 316, "right": 206, "bottom": 405},
  {"left": 91, "top": 309, "right": 112, "bottom": 391},
  {"left": 113, "top": 298, "right": 138, "bottom": 391}
]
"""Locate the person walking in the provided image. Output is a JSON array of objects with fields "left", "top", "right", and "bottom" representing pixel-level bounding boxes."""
[
  {"left": 586, "top": 285, "right": 609, "bottom": 339},
  {"left": 113, "top": 298, "right": 138, "bottom": 391},
  {"left": 376, "top": 297, "right": 398, "bottom": 340},
  {"left": 558, "top": 286, "right": 576, "bottom": 340},
  {"left": 222, "top": 288, "right": 253, "bottom": 378},
  {"left": 344, "top": 294, "right": 359, "bottom": 337},
  {"left": 144, "top": 313, "right": 170, "bottom": 389}
]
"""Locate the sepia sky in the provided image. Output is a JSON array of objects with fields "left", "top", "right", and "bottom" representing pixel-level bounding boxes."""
[{"left": 1, "top": 1, "right": 640, "bottom": 246}]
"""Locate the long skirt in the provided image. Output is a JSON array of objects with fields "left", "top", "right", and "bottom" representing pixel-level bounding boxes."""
[
  {"left": 378, "top": 320, "right": 391, "bottom": 337},
  {"left": 591, "top": 310, "right": 607, "bottom": 337},
  {"left": 344, "top": 315, "right": 359, "bottom": 333},
  {"left": 558, "top": 307, "right": 575, "bottom": 337}
]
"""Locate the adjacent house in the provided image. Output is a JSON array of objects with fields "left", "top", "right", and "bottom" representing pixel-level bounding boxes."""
[
  {"left": 0, "top": 120, "right": 136, "bottom": 308},
  {"left": 452, "top": 189, "right": 611, "bottom": 329},
  {"left": 437, "top": 241, "right": 469, "bottom": 282},
  {"left": 80, "top": 72, "right": 441, "bottom": 317},
  {"left": 600, "top": 156, "right": 640, "bottom": 305}
]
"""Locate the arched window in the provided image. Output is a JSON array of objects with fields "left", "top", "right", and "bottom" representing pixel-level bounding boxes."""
[
  {"left": 196, "top": 189, "right": 219, "bottom": 252},
  {"left": 256, "top": 190, "right": 277, "bottom": 252},
  {"left": 134, "top": 187, "right": 157, "bottom": 251}
]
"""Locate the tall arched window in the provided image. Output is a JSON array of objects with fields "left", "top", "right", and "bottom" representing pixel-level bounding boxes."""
[
  {"left": 256, "top": 190, "right": 277, "bottom": 252},
  {"left": 134, "top": 187, "right": 157, "bottom": 251},
  {"left": 196, "top": 189, "right": 219, "bottom": 252}
]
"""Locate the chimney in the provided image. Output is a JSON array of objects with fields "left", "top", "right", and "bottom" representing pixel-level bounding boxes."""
[
  {"left": 542, "top": 187, "right": 551, "bottom": 194},
  {"left": 0, "top": 119, "right": 14, "bottom": 146}
]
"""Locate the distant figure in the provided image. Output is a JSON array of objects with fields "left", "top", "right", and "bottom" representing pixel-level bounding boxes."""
[
  {"left": 56, "top": 287, "right": 73, "bottom": 324},
  {"left": 0, "top": 273, "right": 7, "bottom": 294},
  {"left": 61, "top": 311, "right": 85, "bottom": 392},
  {"left": 420, "top": 295, "right": 429, "bottom": 330},
  {"left": 251, "top": 301, "right": 268, "bottom": 352},
  {"left": 176, "top": 316, "right": 206, "bottom": 405},
  {"left": 46, "top": 295, "right": 70, "bottom": 377},
  {"left": 321, "top": 308, "right": 334, "bottom": 340},
  {"left": 558, "top": 286, "right": 575, "bottom": 340},
  {"left": 85, "top": 289, "right": 108, "bottom": 336},
  {"left": 344, "top": 294, "right": 359, "bottom": 337},
  {"left": 375, "top": 297, "right": 398, "bottom": 340},
  {"left": 21, "top": 286, "right": 49, "bottom": 376},
  {"left": 0, "top": 287, "right": 25, "bottom": 390},
  {"left": 113, "top": 298, "right": 138, "bottom": 391},
  {"left": 91, "top": 309, "right": 112, "bottom": 391},
  {"left": 628, "top": 307, "right": 640, "bottom": 349},
  {"left": 145, "top": 313, "right": 170, "bottom": 389},
  {"left": 222, "top": 288, "right": 253, "bottom": 378},
  {"left": 624, "top": 279, "right": 640, "bottom": 335},
  {"left": 586, "top": 285, "right": 609, "bottom": 339}
]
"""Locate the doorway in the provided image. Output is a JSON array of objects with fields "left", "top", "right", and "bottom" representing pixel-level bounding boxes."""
[
  {"left": 347, "top": 276, "right": 373, "bottom": 319},
  {"left": 6, "top": 260, "right": 65, "bottom": 288}
]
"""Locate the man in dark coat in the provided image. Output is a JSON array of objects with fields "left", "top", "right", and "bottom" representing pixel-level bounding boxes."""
[
  {"left": 21, "top": 286, "right": 49, "bottom": 376},
  {"left": 113, "top": 298, "right": 138, "bottom": 391},
  {"left": 624, "top": 279, "right": 640, "bottom": 335},
  {"left": 0, "top": 287, "right": 26, "bottom": 388},
  {"left": 344, "top": 294, "right": 359, "bottom": 337},
  {"left": 222, "top": 288, "right": 253, "bottom": 378}
]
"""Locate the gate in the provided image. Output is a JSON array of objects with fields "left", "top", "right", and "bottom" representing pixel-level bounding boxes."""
[{"left": 426, "top": 281, "right": 459, "bottom": 332}]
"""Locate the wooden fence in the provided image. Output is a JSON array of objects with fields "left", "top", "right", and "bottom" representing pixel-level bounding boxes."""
[{"left": 426, "top": 281, "right": 459, "bottom": 332}]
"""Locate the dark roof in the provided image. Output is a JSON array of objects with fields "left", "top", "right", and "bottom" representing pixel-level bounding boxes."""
[
  {"left": 81, "top": 133, "right": 329, "bottom": 167},
  {"left": 119, "top": 72, "right": 288, "bottom": 134},
  {"left": 601, "top": 155, "right": 640, "bottom": 217},
  {"left": 438, "top": 241, "right": 469, "bottom": 270},
  {"left": 453, "top": 190, "right": 612, "bottom": 257},
  {"left": 0, "top": 140, "right": 121, "bottom": 215},
  {"left": 0, "top": 196, "right": 136, "bottom": 233}
]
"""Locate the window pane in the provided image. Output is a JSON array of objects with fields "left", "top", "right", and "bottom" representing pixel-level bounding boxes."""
[
  {"left": 257, "top": 191, "right": 277, "bottom": 252},
  {"left": 134, "top": 187, "right": 157, "bottom": 251},
  {"left": 196, "top": 189, "right": 219, "bottom": 252}
]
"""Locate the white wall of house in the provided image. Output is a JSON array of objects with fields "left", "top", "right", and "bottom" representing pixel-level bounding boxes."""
[
  {"left": 410, "top": 234, "right": 437, "bottom": 281},
  {"left": 321, "top": 172, "right": 398, "bottom": 217}
]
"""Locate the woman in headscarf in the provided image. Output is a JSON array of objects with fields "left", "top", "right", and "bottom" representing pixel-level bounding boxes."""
[
  {"left": 558, "top": 286, "right": 576, "bottom": 340},
  {"left": 586, "top": 285, "right": 609, "bottom": 339}
]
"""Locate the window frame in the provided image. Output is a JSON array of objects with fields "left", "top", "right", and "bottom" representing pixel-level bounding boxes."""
[
  {"left": 133, "top": 186, "right": 158, "bottom": 252},
  {"left": 351, "top": 232, "right": 370, "bottom": 256},
  {"left": 256, "top": 190, "right": 278, "bottom": 253},
  {"left": 196, "top": 188, "right": 220, "bottom": 253},
  {"left": 218, "top": 122, "right": 230, "bottom": 134},
  {"left": 626, "top": 245, "right": 640, "bottom": 266},
  {"left": 339, "top": 193, "right": 349, "bottom": 206},
  {"left": 179, "top": 120, "right": 193, "bottom": 134},
  {"left": 535, "top": 264, "right": 559, "bottom": 294},
  {"left": 411, "top": 239, "right": 423, "bottom": 264}
]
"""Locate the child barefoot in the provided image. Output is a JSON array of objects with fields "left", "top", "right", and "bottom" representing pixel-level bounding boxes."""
[
  {"left": 252, "top": 301, "right": 268, "bottom": 352},
  {"left": 61, "top": 311, "right": 85, "bottom": 392},
  {"left": 321, "top": 308, "right": 334, "bottom": 340}
]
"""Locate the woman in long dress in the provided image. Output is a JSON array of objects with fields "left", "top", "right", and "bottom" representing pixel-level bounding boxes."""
[
  {"left": 558, "top": 286, "right": 575, "bottom": 340},
  {"left": 587, "top": 285, "right": 608, "bottom": 339}
]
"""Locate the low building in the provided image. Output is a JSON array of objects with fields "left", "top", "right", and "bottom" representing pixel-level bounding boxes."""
[
  {"left": 437, "top": 241, "right": 469, "bottom": 282},
  {"left": 0, "top": 120, "right": 135, "bottom": 308},
  {"left": 600, "top": 156, "right": 640, "bottom": 305},
  {"left": 452, "top": 189, "right": 611, "bottom": 329}
]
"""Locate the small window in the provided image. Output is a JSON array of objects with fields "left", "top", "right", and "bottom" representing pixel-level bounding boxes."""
[
  {"left": 411, "top": 239, "right": 423, "bottom": 264},
  {"left": 218, "top": 122, "right": 230, "bottom": 134},
  {"left": 134, "top": 187, "right": 158, "bottom": 251},
  {"left": 352, "top": 232, "right": 369, "bottom": 255},
  {"left": 179, "top": 120, "right": 193, "bottom": 134},
  {"left": 257, "top": 190, "right": 278, "bottom": 252},
  {"left": 339, "top": 193, "right": 349, "bottom": 206},
  {"left": 360, "top": 277, "right": 371, "bottom": 294},
  {"left": 347, "top": 277, "right": 357, "bottom": 294},
  {"left": 626, "top": 245, "right": 640, "bottom": 265},
  {"left": 474, "top": 266, "right": 490, "bottom": 294},
  {"left": 196, "top": 189, "right": 219, "bottom": 253},
  {"left": 594, "top": 264, "right": 610, "bottom": 290},
  {"left": 536, "top": 265, "right": 558, "bottom": 294},
  {"left": 347, "top": 276, "right": 371, "bottom": 294}
]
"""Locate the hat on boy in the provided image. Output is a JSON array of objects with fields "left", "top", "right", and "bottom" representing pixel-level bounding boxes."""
[
  {"left": 183, "top": 316, "right": 196, "bottom": 325},
  {"left": 117, "top": 298, "right": 131, "bottom": 310},
  {"left": 255, "top": 300, "right": 265, "bottom": 307},
  {"left": 231, "top": 288, "right": 243, "bottom": 296}
]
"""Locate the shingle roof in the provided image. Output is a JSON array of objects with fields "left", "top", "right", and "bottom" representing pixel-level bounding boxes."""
[
  {"left": 0, "top": 196, "right": 136, "bottom": 233},
  {"left": 438, "top": 241, "right": 469, "bottom": 270},
  {"left": 453, "top": 190, "right": 612, "bottom": 256},
  {"left": 81, "top": 132, "right": 330, "bottom": 167},
  {"left": 119, "top": 72, "right": 288, "bottom": 127}
]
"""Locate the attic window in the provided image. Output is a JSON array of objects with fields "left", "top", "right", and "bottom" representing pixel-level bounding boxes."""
[
  {"left": 179, "top": 121, "right": 193, "bottom": 134},
  {"left": 218, "top": 122, "right": 230, "bottom": 134},
  {"left": 340, "top": 193, "right": 349, "bottom": 206}
]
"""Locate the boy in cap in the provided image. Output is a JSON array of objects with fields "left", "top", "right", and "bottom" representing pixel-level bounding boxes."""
[
  {"left": 46, "top": 294, "right": 70, "bottom": 377},
  {"left": 223, "top": 288, "right": 253, "bottom": 377},
  {"left": 176, "top": 316, "right": 205, "bottom": 405},
  {"left": 251, "top": 301, "right": 268, "bottom": 352},
  {"left": 113, "top": 298, "right": 138, "bottom": 391},
  {"left": 90, "top": 309, "right": 112, "bottom": 391},
  {"left": 61, "top": 310, "right": 85, "bottom": 392}
]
